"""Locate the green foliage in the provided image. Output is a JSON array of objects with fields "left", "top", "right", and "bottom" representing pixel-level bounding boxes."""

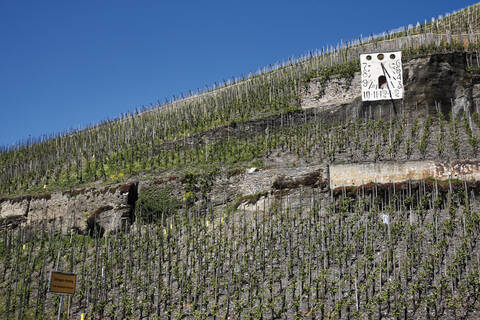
[
  {"left": 233, "top": 192, "right": 269, "bottom": 209},
  {"left": 1, "top": 180, "right": 478, "bottom": 318},
  {"left": 134, "top": 185, "right": 179, "bottom": 224},
  {"left": 181, "top": 168, "right": 217, "bottom": 199}
]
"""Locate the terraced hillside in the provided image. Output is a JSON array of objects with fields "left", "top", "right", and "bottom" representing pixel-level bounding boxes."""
[
  {"left": 1, "top": 4, "right": 480, "bottom": 197},
  {"left": 1, "top": 3, "right": 480, "bottom": 320}
]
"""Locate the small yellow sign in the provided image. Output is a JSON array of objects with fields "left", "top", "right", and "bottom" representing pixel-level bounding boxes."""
[{"left": 49, "top": 271, "right": 76, "bottom": 295}]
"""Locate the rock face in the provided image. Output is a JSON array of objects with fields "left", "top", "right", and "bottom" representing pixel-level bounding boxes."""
[
  {"left": 330, "top": 160, "right": 480, "bottom": 189},
  {"left": 210, "top": 165, "right": 328, "bottom": 212},
  {"left": 0, "top": 182, "right": 138, "bottom": 234},
  {"left": 301, "top": 73, "right": 362, "bottom": 109},
  {"left": 302, "top": 52, "right": 480, "bottom": 119}
]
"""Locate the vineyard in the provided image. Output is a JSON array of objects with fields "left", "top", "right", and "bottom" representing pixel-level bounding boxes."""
[
  {"left": 2, "top": 182, "right": 480, "bottom": 319},
  {"left": 1, "top": 3, "right": 480, "bottom": 320},
  {"left": 1, "top": 4, "right": 480, "bottom": 196}
]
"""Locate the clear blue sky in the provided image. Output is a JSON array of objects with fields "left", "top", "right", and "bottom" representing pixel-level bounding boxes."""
[{"left": 0, "top": 0, "right": 477, "bottom": 147}]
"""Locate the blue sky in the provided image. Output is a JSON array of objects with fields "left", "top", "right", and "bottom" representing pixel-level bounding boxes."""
[{"left": 0, "top": 0, "right": 477, "bottom": 147}]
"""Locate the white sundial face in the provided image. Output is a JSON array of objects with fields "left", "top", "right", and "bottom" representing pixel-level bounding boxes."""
[{"left": 360, "top": 51, "right": 403, "bottom": 101}]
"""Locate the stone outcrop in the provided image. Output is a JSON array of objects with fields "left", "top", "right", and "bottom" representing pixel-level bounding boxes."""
[
  {"left": 330, "top": 159, "right": 480, "bottom": 188},
  {"left": 0, "top": 182, "right": 138, "bottom": 234},
  {"left": 212, "top": 165, "right": 328, "bottom": 212},
  {"left": 301, "top": 52, "right": 480, "bottom": 119}
]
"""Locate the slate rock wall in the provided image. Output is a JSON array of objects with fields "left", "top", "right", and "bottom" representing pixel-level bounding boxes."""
[{"left": 0, "top": 182, "right": 138, "bottom": 234}]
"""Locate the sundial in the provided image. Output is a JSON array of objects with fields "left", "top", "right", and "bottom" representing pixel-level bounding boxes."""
[{"left": 360, "top": 51, "right": 403, "bottom": 101}]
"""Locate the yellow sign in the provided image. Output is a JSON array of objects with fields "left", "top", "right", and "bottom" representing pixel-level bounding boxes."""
[{"left": 49, "top": 271, "right": 76, "bottom": 295}]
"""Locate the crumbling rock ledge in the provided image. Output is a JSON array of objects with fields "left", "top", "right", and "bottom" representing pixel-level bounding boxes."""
[{"left": 0, "top": 182, "right": 138, "bottom": 234}]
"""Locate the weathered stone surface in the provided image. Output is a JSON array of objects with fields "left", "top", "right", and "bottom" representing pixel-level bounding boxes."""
[
  {"left": 0, "top": 182, "right": 138, "bottom": 234},
  {"left": 219, "top": 165, "right": 327, "bottom": 212},
  {"left": 237, "top": 186, "right": 322, "bottom": 213},
  {"left": 472, "top": 83, "right": 480, "bottom": 114},
  {"left": 301, "top": 73, "right": 361, "bottom": 109},
  {"left": 301, "top": 52, "right": 478, "bottom": 119},
  {"left": 233, "top": 165, "right": 326, "bottom": 197},
  {"left": 330, "top": 159, "right": 480, "bottom": 188},
  {"left": 0, "top": 198, "right": 29, "bottom": 219}
]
